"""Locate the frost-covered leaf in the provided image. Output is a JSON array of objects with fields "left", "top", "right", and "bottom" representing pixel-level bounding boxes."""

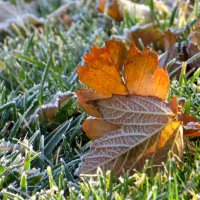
[
  {"left": 77, "top": 95, "right": 183, "bottom": 176},
  {"left": 29, "top": 91, "right": 74, "bottom": 123},
  {"left": 0, "top": 1, "right": 43, "bottom": 31},
  {"left": 0, "top": 140, "right": 21, "bottom": 153},
  {"left": 179, "top": 113, "right": 200, "bottom": 136},
  {"left": 119, "top": 23, "right": 164, "bottom": 50}
]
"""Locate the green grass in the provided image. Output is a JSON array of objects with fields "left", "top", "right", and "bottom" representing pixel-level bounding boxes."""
[{"left": 0, "top": 0, "right": 200, "bottom": 199}]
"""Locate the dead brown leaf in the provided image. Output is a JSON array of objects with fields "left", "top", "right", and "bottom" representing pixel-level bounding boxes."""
[
  {"left": 159, "top": 29, "right": 178, "bottom": 67},
  {"left": 122, "top": 23, "right": 164, "bottom": 50},
  {"left": 0, "top": 1, "right": 44, "bottom": 31},
  {"left": 29, "top": 91, "right": 74, "bottom": 124},
  {"left": 178, "top": 113, "right": 200, "bottom": 136},
  {"left": 77, "top": 95, "right": 183, "bottom": 176},
  {"left": 186, "top": 31, "right": 200, "bottom": 68}
]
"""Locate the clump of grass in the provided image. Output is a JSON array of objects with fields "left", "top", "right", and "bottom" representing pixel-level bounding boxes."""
[
  {"left": 0, "top": 2, "right": 112, "bottom": 198},
  {"left": 70, "top": 150, "right": 200, "bottom": 199}
]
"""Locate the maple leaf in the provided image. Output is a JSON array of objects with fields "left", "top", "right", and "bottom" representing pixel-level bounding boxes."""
[
  {"left": 77, "top": 39, "right": 169, "bottom": 100},
  {"left": 76, "top": 39, "right": 183, "bottom": 176}
]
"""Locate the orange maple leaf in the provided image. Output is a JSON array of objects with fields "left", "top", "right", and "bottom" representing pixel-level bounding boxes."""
[{"left": 77, "top": 39, "right": 170, "bottom": 100}]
